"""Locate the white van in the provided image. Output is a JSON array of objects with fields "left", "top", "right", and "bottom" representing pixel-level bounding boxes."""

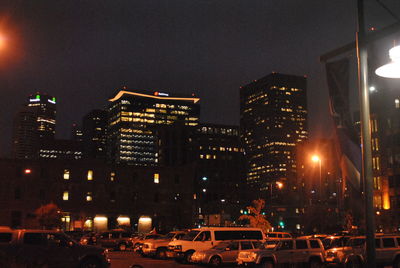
[{"left": 167, "top": 227, "right": 266, "bottom": 263}]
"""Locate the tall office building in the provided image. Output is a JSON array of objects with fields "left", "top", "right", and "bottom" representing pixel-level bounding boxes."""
[
  {"left": 107, "top": 88, "right": 200, "bottom": 165},
  {"left": 82, "top": 109, "right": 108, "bottom": 159},
  {"left": 240, "top": 73, "right": 308, "bottom": 192},
  {"left": 12, "top": 93, "right": 57, "bottom": 159}
]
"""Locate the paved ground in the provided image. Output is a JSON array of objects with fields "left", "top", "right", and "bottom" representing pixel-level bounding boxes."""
[{"left": 108, "top": 251, "right": 198, "bottom": 268}]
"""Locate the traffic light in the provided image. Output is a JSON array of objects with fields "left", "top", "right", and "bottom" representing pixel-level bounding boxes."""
[{"left": 279, "top": 221, "right": 285, "bottom": 228}]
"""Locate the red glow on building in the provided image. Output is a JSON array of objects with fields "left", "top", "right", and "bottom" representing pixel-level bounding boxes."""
[{"left": 24, "top": 169, "right": 32, "bottom": 174}]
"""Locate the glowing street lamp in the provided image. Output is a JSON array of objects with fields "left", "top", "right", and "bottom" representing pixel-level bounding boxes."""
[{"left": 375, "top": 45, "right": 400, "bottom": 78}]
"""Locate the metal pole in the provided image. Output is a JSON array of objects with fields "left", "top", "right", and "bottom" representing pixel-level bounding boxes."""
[
  {"left": 356, "top": 0, "right": 376, "bottom": 266},
  {"left": 319, "top": 159, "right": 322, "bottom": 201}
]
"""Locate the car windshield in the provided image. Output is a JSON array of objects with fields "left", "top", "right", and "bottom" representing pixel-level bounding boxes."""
[
  {"left": 212, "top": 241, "right": 231, "bottom": 250},
  {"left": 323, "top": 237, "right": 350, "bottom": 249},
  {"left": 181, "top": 231, "right": 200, "bottom": 241}
]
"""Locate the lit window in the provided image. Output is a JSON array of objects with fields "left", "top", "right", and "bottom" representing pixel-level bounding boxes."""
[
  {"left": 154, "top": 173, "right": 160, "bottom": 184},
  {"left": 63, "top": 169, "right": 70, "bottom": 180},
  {"left": 87, "top": 170, "right": 93, "bottom": 181},
  {"left": 86, "top": 192, "right": 92, "bottom": 202},
  {"left": 63, "top": 191, "right": 69, "bottom": 201}
]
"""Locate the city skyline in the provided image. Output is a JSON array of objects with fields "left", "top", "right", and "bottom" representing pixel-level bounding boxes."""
[{"left": 0, "top": 0, "right": 366, "bottom": 157}]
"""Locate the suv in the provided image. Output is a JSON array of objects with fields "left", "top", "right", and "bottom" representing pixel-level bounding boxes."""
[
  {"left": 97, "top": 229, "right": 133, "bottom": 251},
  {"left": 0, "top": 228, "right": 109, "bottom": 268},
  {"left": 142, "top": 231, "right": 187, "bottom": 259},
  {"left": 325, "top": 234, "right": 400, "bottom": 267},
  {"left": 237, "top": 238, "right": 325, "bottom": 267}
]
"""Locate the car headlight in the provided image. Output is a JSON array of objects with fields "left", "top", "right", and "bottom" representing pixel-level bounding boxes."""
[
  {"left": 175, "top": 245, "right": 182, "bottom": 251},
  {"left": 194, "top": 252, "right": 205, "bottom": 258}
]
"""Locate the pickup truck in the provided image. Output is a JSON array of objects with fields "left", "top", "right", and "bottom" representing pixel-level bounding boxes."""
[
  {"left": 142, "top": 231, "right": 187, "bottom": 259},
  {"left": 0, "top": 227, "right": 110, "bottom": 268}
]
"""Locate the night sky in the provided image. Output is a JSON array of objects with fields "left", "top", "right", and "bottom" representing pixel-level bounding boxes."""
[{"left": 0, "top": 0, "right": 399, "bottom": 156}]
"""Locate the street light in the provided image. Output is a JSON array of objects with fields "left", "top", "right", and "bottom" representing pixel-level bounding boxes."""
[
  {"left": 311, "top": 155, "right": 322, "bottom": 200},
  {"left": 375, "top": 45, "right": 400, "bottom": 78},
  {"left": 269, "top": 181, "right": 284, "bottom": 200}
]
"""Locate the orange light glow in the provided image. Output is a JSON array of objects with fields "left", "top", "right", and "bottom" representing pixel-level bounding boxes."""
[
  {"left": 311, "top": 155, "right": 321, "bottom": 162},
  {"left": 0, "top": 35, "right": 5, "bottom": 50},
  {"left": 276, "top": 181, "right": 284, "bottom": 189}
]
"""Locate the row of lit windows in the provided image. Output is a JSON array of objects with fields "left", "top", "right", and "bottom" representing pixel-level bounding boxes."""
[
  {"left": 63, "top": 191, "right": 92, "bottom": 201},
  {"left": 264, "top": 142, "right": 295, "bottom": 147},
  {"left": 245, "top": 93, "right": 268, "bottom": 105},
  {"left": 40, "top": 150, "right": 82, "bottom": 154},
  {"left": 200, "top": 154, "right": 217, "bottom": 160},
  {"left": 199, "top": 146, "right": 240, "bottom": 152},
  {"left": 372, "top": 156, "right": 380, "bottom": 171},
  {"left": 63, "top": 169, "right": 93, "bottom": 181},
  {"left": 372, "top": 138, "right": 379, "bottom": 151},
  {"left": 119, "top": 156, "right": 158, "bottom": 162},
  {"left": 39, "top": 154, "right": 82, "bottom": 160},
  {"left": 119, "top": 128, "right": 153, "bottom": 134},
  {"left": 120, "top": 151, "right": 156, "bottom": 156},
  {"left": 373, "top": 176, "right": 382, "bottom": 190},
  {"left": 273, "top": 86, "right": 302, "bottom": 92}
]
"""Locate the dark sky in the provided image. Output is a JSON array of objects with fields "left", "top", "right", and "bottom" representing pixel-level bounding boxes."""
[{"left": 0, "top": 0, "right": 399, "bottom": 156}]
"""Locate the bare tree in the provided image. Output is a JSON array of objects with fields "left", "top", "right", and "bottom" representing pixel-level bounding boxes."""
[
  {"left": 238, "top": 199, "right": 272, "bottom": 233},
  {"left": 35, "top": 203, "right": 62, "bottom": 230}
]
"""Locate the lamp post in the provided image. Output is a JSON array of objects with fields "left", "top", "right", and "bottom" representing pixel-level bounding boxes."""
[
  {"left": 319, "top": 2, "right": 400, "bottom": 266},
  {"left": 357, "top": 0, "right": 375, "bottom": 266},
  {"left": 311, "top": 155, "right": 322, "bottom": 200}
]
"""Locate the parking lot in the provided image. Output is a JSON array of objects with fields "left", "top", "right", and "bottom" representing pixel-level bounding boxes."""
[{"left": 108, "top": 251, "right": 202, "bottom": 268}]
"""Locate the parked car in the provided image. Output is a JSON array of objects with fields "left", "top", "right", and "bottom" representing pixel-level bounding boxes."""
[
  {"left": 80, "top": 232, "right": 100, "bottom": 246},
  {"left": 168, "top": 227, "right": 266, "bottom": 263},
  {"left": 325, "top": 234, "right": 400, "bottom": 267},
  {"left": 191, "top": 240, "right": 262, "bottom": 266},
  {"left": 0, "top": 228, "right": 110, "bottom": 268},
  {"left": 265, "top": 232, "right": 292, "bottom": 240},
  {"left": 96, "top": 229, "right": 134, "bottom": 251},
  {"left": 132, "top": 233, "right": 163, "bottom": 254},
  {"left": 237, "top": 238, "right": 325, "bottom": 267},
  {"left": 142, "top": 231, "right": 187, "bottom": 259},
  {"left": 65, "top": 230, "right": 91, "bottom": 242}
]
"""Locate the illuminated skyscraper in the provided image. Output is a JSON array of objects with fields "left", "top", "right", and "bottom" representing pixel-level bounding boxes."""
[
  {"left": 107, "top": 89, "right": 200, "bottom": 165},
  {"left": 12, "top": 93, "right": 57, "bottom": 159},
  {"left": 240, "top": 73, "right": 308, "bottom": 192}
]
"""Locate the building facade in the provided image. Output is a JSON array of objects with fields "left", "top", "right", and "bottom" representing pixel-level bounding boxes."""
[
  {"left": 191, "top": 124, "right": 247, "bottom": 226},
  {"left": 82, "top": 109, "right": 108, "bottom": 159},
  {"left": 240, "top": 73, "right": 308, "bottom": 194},
  {"left": 107, "top": 89, "right": 200, "bottom": 165},
  {"left": 0, "top": 158, "right": 195, "bottom": 232}
]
